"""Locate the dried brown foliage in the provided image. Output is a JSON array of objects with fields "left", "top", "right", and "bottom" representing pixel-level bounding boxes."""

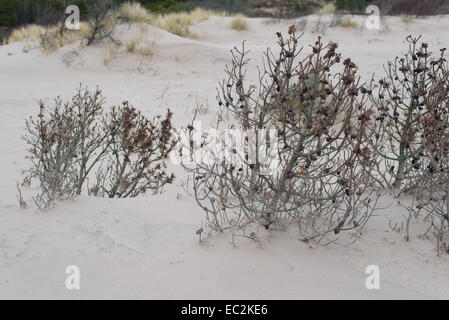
[{"left": 93, "top": 103, "right": 176, "bottom": 198}]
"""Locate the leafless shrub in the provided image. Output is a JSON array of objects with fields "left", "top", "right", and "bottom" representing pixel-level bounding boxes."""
[
  {"left": 85, "top": 0, "right": 117, "bottom": 46},
  {"left": 16, "top": 182, "right": 27, "bottom": 209},
  {"left": 93, "top": 103, "right": 176, "bottom": 198},
  {"left": 182, "top": 27, "right": 380, "bottom": 243},
  {"left": 402, "top": 55, "right": 449, "bottom": 253},
  {"left": 23, "top": 85, "right": 175, "bottom": 208},
  {"left": 24, "top": 101, "right": 81, "bottom": 208},
  {"left": 368, "top": 36, "right": 449, "bottom": 193},
  {"left": 23, "top": 86, "right": 106, "bottom": 208}
]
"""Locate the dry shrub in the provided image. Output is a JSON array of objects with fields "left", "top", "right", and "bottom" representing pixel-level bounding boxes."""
[
  {"left": 23, "top": 85, "right": 175, "bottom": 208},
  {"left": 104, "top": 43, "right": 119, "bottom": 65},
  {"left": 368, "top": 36, "right": 449, "bottom": 193},
  {"left": 118, "top": 1, "right": 152, "bottom": 24},
  {"left": 340, "top": 16, "right": 358, "bottom": 28},
  {"left": 126, "top": 36, "right": 140, "bottom": 53},
  {"left": 400, "top": 14, "right": 414, "bottom": 24},
  {"left": 317, "top": 2, "right": 336, "bottom": 15},
  {"left": 153, "top": 8, "right": 225, "bottom": 38},
  {"left": 93, "top": 103, "right": 176, "bottom": 198},
  {"left": 23, "top": 86, "right": 106, "bottom": 208},
  {"left": 40, "top": 24, "right": 78, "bottom": 54},
  {"left": 399, "top": 44, "right": 449, "bottom": 253},
  {"left": 8, "top": 24, "right": 45, "bottom": 43},
  {"left": 138, "top": 41, "right": 156, "bottom": 57},
  {"left": 230, "top": 15, "right": 248, "bottom": 31},
  {"left": 182, "top": 28, "right": 379, "bottom": 243},
  {"left": 84, "top": 0, "right": 117, "bottom": 46}
]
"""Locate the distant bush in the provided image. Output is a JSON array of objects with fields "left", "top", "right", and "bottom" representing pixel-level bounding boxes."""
[
  {"left": 0, "top": 0, "right": 88, "bottom": 28},
  {"left": 119, "top": 1, "right": 152, "bottom": 23},
  {"left": 8, "top": 24, "right": 45, "bottom": 43},
  {"left": 339, "top": 15, "right": 358, "bottom": 28},
  {"left": 93, "top": 103, "right": 176, "bottom": 198},
  {"left": 373, "top": 0, "right": 449, "bottom": 15},
  {"left": 317, "top": 2, "right": 336, "bottom": 15},
  {"left": 144, "top": 0, "right": 194, "bottom": 14},
  {"left": 39, "top": 24, "right": 78, "bottom": 53},
  {"left": 335, "top": 0, "right": 449, "bottom": 15},
  {"left": 103, "top": 42, "right": 119, "bottom": 64},
  {"left": 84, "top": 0, "right": 117, "bottom": 46},
  {"left": 230, "top": 15, "right": 248, "bottom": 31},
  {"left": 400, "top": 14, "right": 414, "bottom": 24},
  {"left": 335, "top": 0, "right": 369, "bottom": 13},
  {"left": 393, "top": 39, "right": 449, "bottom": 254},
  {"left": 0, "top": 0, "right": 19, "bottom": 27},
  {"left": 153, "top": 7, "right": 223, "bottom": 38}
]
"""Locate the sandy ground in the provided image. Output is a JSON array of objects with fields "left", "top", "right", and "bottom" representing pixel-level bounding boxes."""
[{"left": 1, "top": 15, "right": 449, "bottom": 299}]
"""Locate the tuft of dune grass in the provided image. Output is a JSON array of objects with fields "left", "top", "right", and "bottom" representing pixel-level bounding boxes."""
[
  {"left": 153, "top": 8, "right": 225, "bottom": 38},
  {"left": 340, "top": 16, "right": 358, "bottom": 28},
  {"left": 119, "top": 2, "right": 152, "bottom": 24},
  {"left": 317, "top": 2, "right": 335, "bottom": 15},
  {"left": 126, "top": 35, "right": 142, "bottom": 53},
  {"left": 6, "top": 6, "right": 227, "bottom": 52},
  {"left": 400, "top": 14, "right": 414, "bottom": 24},
  {"left": 40, "top": 25, "right": 78, "bottom": 54},
  {"left": 139, "top": 41, "right": 155, "bottom": 57},
  {"left": 230, "top": 15, "right": 248, "bottom": 31},
  {"left": 104, "top": 43, "right": 119, "bottom": 65},
  {"left": 8, "top": 25, "right": 45, "bottom": 43}
]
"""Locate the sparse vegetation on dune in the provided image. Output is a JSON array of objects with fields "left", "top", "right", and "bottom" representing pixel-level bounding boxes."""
[
  {"left": 103, "top": 43, "right": 119, "bottom": 65},
  {"left": 400, "top": 14, "right": 414, "bottom": 24},
  {"left": 5, "top": 3, "right": 229, "bottom": 46},
  {"left": 119, "top": 1, "right": 153, "bottom": 24},
  {"left": 317, "top": 2, "right": 336, "bottom": 15},
  {"left": 8, "top": 24, "right": 45, "bottom": 43},
  {"left": 152, "top": 7, "right": 226, "bottom": 38},
  {"left": 139, "top": 41, "right": 156, "bottom": 57},
  {"left": 339, "top": 15, "right": 358, "bottom": 28},
  {"left": 230, "top": 15, "right": 248, "bottom": 31},
  {"left": 23, "top": 85, "right": 176, "bottom": 208},
  {"left": 126, "top": 35, "right": 140, "bottom": 53}
]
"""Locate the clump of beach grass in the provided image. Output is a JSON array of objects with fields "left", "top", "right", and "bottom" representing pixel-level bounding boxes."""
[{"left": 230, "top": 15, "right": 248, "bottom": 31}]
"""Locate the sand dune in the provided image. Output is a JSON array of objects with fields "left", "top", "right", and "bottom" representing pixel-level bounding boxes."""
[{"left": 1, "top": 15, "right": 449, "bottom": 299}]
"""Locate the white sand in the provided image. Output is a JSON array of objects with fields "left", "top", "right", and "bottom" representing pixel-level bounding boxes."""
[{"left": 0, "top": 15, "right": 448, "bottom": 299}]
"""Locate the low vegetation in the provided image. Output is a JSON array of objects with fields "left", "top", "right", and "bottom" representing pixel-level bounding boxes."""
[
  {"left": 182, "top": 28, "right": 380, "bottom": 243},
  {"left": 8, "top": 24, "right": 45, "bottom": 43},
  {"left": 22, "top": 85, "right": 176, "bottom": 209},
  {"left": 400, "top": 14, "right": 414, "bottom": 24},
  {"left": 339, "top": 16, "right": 358, "bottom": 28},
  {"left": 317, "top": 2, "right": 336, "bottom": 15},
  {"left": 230, "top": 15, "right": 248, "bottom": 31},
  {"left": 119, "top": 1, "right": 152, "bottom": 24},
  {"left": 153, "top": 7, "right": 226, "bottom": 38}
]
